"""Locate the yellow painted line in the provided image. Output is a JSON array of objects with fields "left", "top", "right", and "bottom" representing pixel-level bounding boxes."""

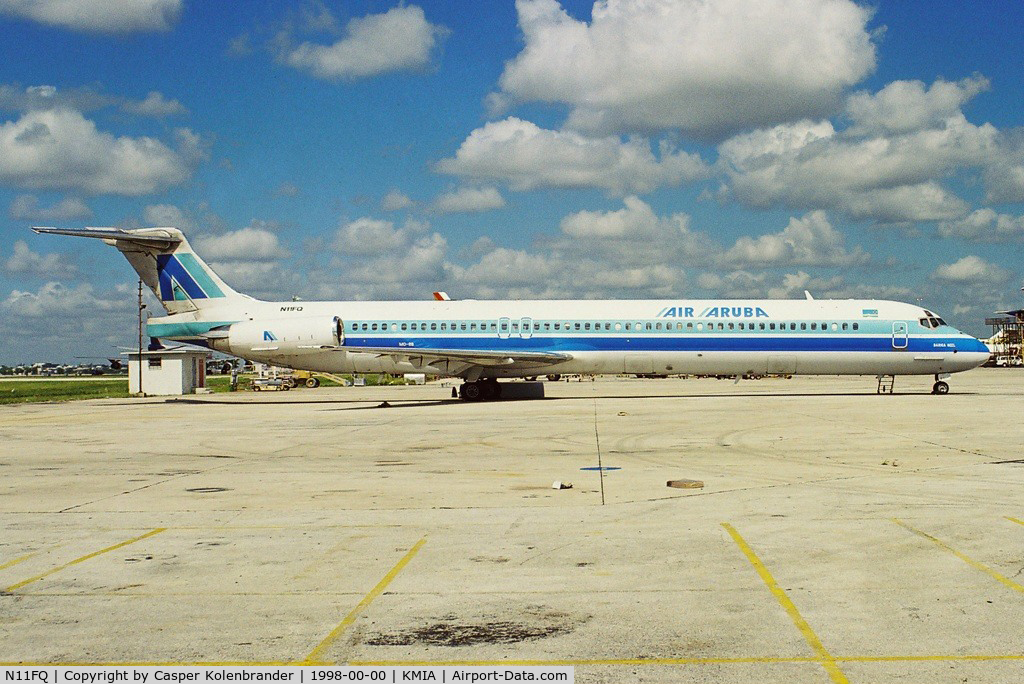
[
  {"left": 721, "top": 523, "right": 848, "bottom": 684},
  {"left": 0, "top": 549, "right": 41, "bottom": 571},
  {"left": 893, "top": 519, "right": 1024, "bottom": 594},
  {"left": 301, "top": 537, "right": 427, "bottom": 665},
  {"left": 4, "top": 528, "right": 166, "bottom": 592},
  {"left": 1007, "top": 517, "right": 1024, "bottom": 527},
  {"left": 838, "top": 654, "right": 1024, "bottom": 662}
]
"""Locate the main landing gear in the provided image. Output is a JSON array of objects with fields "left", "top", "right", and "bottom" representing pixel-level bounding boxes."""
[
  {"left": 931, "top": 375, "right": 950, "bottom": 395},
  {"left": 459, "top": 379, "right": 502, "bottom": 402}
]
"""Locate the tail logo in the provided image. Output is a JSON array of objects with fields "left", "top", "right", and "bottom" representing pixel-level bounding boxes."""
[
  {"left": 263, "top": 331, "right": 277, "bottom": 341},
  {"left": 156, "top": 254, "right": 225, "bottom": 302}
]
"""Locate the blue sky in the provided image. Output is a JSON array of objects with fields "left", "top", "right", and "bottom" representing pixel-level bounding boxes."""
[{"left": 1, "top": 0, "right": 1023, "bottom": 364}]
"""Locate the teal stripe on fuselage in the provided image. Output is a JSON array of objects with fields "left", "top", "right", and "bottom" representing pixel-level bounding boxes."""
[{"left": 147, "top": 320, "right": 237, "bottom": 338}]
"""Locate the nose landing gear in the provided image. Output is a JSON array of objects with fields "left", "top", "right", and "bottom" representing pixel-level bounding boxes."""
[{"left": 931, "top": 375, "right": 950, "bottom": 395}]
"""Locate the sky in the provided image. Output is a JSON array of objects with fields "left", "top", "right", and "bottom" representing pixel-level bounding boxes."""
[{"left": 1, "top": 0, "right": 1023, "bottom": 364}]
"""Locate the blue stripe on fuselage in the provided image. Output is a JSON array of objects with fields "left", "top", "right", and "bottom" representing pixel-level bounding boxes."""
[{"left": 343, "top": 335, "right": 981, "bottom": 354}]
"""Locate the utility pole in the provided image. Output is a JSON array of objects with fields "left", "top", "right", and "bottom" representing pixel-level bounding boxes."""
[{"left": 137, "top": 279, "right": 146, "bottom": 397}]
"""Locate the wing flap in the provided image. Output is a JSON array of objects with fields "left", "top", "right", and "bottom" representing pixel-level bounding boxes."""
[{"left": 337, "top": 345, "right": 572, "bottom": 368}]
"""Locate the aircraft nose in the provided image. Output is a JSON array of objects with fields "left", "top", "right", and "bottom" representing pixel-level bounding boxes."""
[{"left": 956, "top": 336, "right": 990, "bottom": 370}]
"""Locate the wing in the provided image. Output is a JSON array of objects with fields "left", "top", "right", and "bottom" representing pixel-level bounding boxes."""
[{"left": 338, "top": 345, "right": 572, "bottom": 368}]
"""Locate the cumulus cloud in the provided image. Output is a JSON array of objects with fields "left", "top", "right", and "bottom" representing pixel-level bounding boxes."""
[
  {"left": 932, "top": 255, "right": 1010, "bottom": 284},
  {"left": 1, "top": 281, "right": 126, "bottom": 317},
  {"left": 195, "top": 226, "right": 290, "bottom": 261},
  {"left": 560, "top": 195, "right": 688, "bottom": 240},
  {"left": 721, "top": 211, "right": 869, "bottom": 267},
  {"left": 281, "top": 5, "right": 447, "bottom": 81},
  {"left": 718, "top": 106, "right": 995, "bottom": 221},
  {"left": 0, "top": 108, "right": 202, "bottom": 195},
  {"left": 845, "top": 76, "right": 990, "bottom": 135},
  {"left": 381, "top": 188, "right": 414, "bottom": 211},
  {"left": 121, "top": 91, "right": 188, "bottom": 117},
  {"left": 333, "top": 217, "right": 429, "bottom": 256},
  {"left": 429, "top": 186, "right": 505, "bottom": 214},
  {"left": 937, "top": 209, "right": 1024, "bottom": 242},
  {"left": 0, "top": 0, "right": 182, "bottom": 32},
  {"left": 436, "top": 117, "right": 709, "bottom": 196},
  {"left": 494, "top": 0, "right": 876, "bottom": 139},
  {"left": 143, "top": 203, "right": 198, "bottom": 232},
  {"left": 9, "top": 194, "right": 91, "bottom": 221},
  {"left": 4, "top": 239, "right": 76, "bottom": 277}
]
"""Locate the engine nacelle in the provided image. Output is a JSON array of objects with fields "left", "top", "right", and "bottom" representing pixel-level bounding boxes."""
[{"left": 214, "top": 316, "right": 342, "bottom": 357}]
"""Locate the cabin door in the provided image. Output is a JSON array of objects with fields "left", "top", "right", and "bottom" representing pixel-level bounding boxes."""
[{"left": 891, "top": 321, "right": 909, "bottom": 349}]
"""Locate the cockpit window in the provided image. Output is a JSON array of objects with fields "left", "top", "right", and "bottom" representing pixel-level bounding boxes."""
[
  {"left": 934, "top": 317, "right": 945, "bottom": 326},
  {"left": 919, "top": 318, "right": 932, "bottom": 328}
]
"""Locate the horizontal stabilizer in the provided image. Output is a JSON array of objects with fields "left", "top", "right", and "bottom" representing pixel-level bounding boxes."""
[{"left": 33, "top": 226, "right": 181, "bottom": 246}]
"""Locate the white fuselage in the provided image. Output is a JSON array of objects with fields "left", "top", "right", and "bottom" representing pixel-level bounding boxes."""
[{"left": 149, "top": 297, "right": 991, "bottom": 379}]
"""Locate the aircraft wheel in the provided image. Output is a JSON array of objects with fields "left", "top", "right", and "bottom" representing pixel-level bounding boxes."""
[
  {"left": 480, "top": 380, "right": 501, "bottom": 401},
  {"left": 932, "top": 381, "right": 949, "bottom": 395},
  {"left": 305, "top": 377, "right": 320, "bottom": 388},
  {"left": 460, "top": 382, "right": 483, "bottom": 401},
  {"left": 546, "top": 374, "right": 561, "bottom": 382}
]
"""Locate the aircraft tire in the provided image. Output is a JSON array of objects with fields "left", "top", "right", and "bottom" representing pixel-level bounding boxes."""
[
  {"left": 932, "top": 381, "right": 949, "bottom": 395},
  {"left": 460, "top": 382, "right": 483, "bottom": 401}
]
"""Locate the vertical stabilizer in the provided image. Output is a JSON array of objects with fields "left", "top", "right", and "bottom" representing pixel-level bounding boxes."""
[{"left": 32, "top": 226, "right": 250, "bottom": 315}]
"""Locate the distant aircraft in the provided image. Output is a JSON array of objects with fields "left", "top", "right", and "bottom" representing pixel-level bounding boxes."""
[{"left": 35, "top": 226, "right": 990, "bottom": 399}]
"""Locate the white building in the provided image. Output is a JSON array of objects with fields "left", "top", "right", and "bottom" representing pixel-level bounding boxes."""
[{"left": 126, "top": 349, "right": 211, "bottom": 396}]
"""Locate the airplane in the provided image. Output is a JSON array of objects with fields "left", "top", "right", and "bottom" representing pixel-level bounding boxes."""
[{"left": 34, "top": 226, "right": 991, "bottom": 399}]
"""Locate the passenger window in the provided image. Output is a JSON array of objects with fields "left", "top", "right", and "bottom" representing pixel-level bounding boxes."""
[
  {"left": 615, "top": 322, "right": 622, "bottom": 331},
  {"left": 759, "top": 323, "right": 765, "bottom": 330},
  {"left": 687, "top": 322, "right": 693, "bottom": 330},
  {"left": 554, "top": 323, "right": 561, "bottom": 330},
  {"left": 800, "top": 323, "right": 806, "bottom": 330},
  {"left": 810, "top": 323, "right": 817, "bottom": 330},
  {"left": 728, "top": 323, "right": 734, "bottom": 330},
  {"left": 584, "top": 322, "right": 591, "bottom": 331},
  {"left": 574, "top": 323, "right": 581, "bottom": 331},
  {"left": 769, "top": 323, "right": 775, "bottom": 330},
  {"left": 371, "top": 323, "right": 378, "bottom": 331},
  {"left": 842, "top": 323, "right": 848, "bottom": 330},
  {"left": 831, "top": 323, "right": 837, "bottom": 331},
  {"left": 655, "top": 322, "right": 662, "bottom": 330},
  {"left": 512, "top": 323, "right": 519, "bottom": 332},
  {"left": 646, "top": 322, "right": 653, "bottom": 331},
  {"left": 790, "top": 323, "right": 796, "bottom": 331},
  {"left": 544, "top": 323, "right": 551, "bottom": 331},
  {"left": 625, "top": 323, "right": 631, "bottom": 331},
  {"left": 430, "top": 323, "right": 437, "bottom": 331},
  {"left": 401, "top": 323, "right": 407, "bottom": 331},
  {"left": 853, "top": 323, "right": 859, "bottom": 330},
  {"left": 391, "top": 324, "right": 397, "bottom": 331},
  {"left": 440, "top": 323, "right": 447, "bottom": 331},
  {"left": 605, "top": 323, "right": 611, "bottom": 331}
]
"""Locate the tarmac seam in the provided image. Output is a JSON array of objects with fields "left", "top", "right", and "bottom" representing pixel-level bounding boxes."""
[
  {"left": 892, "top": 519, "right": 1024, "bottom": 593},
  {"left": 3, "top": 528, "right": 166, "bottom": 592},
  {"left": 300, "top": 536, "right": 427, "bottom": 665},
  {"left": 722, "top": 522, "right": 849, "bottom": 684}
]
